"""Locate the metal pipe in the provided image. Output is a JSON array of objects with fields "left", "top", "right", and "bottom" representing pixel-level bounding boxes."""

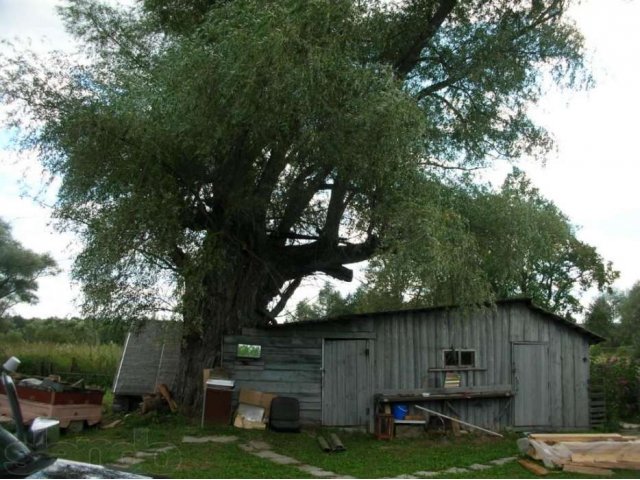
[
  {"left": 1, "top": 371, "right": 27, "bottom": 442},
  {"left": 414, "top": 404, "right": 503, "bottom": 437}
]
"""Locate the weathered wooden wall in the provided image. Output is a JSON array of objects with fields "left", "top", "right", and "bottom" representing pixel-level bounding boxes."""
[
  {"left": 369, "top": 302, "right": 591, "bottom": 430},
  {"left": 114, "top": 300, "right": 594, "bottom": 430},
  {"left": 222, "top": 334, "right": 323, "bottom": 423}
]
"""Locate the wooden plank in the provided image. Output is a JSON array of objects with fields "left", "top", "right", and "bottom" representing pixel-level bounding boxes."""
[
  {"left": 563, "top": 463, "right": 613, "bottom": 476},
  {"left": 523, "top": 305, "right": 539, "bottom": 342},
  {"left": 223, "top": 345, "right": 322, "bottom": 357},
  {"left": 224, "top": 335, "right": 322, "bottom": 347},
  {"left": 563, "top": 460, "right": 640, "bottom": 471},
  {"left": 548, "top": 323, "right": 563, "bottom": 428},
  {"left": 570, "top": 443, "right": 624, "bottom": 463},
  {"left": 240, "top": 328, "right": 376, "bottom": 339},
  {"left": 157, "top": 384, "right": 178, "bottom": 412},
  {"left": 401, "top": 315, "right": 411, "bottom": 388},
  {"left": 560, "top": 330, "right": 574, "bottom": 427},
  {"left": 414, "top": 405, "right": 502, "bottom": 437},
  {"left": 378, "top": 384, "right": 513, "bottom": 397},
  {"left": 530, "top": 434, "right": 624, "bottom": 443},
  {"left": 232, "top": 380, "right": 320, "bottom": 394},
  {"left": 510, "top": 303, "right": 525, "bottom": 342},
  {"left": 518, "top": 459, "right": 549, "bottom": 476}
]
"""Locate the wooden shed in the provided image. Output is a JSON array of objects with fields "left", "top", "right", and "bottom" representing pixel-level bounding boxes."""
[{"left": 114, "top": 299, "right": 602, "bottom": 431}]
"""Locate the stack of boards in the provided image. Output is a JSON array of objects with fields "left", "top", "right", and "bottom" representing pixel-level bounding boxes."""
[{"left": 518, "top": 433, "right": 640, "bottom": 476}]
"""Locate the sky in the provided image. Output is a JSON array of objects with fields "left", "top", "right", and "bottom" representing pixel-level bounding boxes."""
[{"left": 0, "top": 0, "right": 639, "bottom": 319}]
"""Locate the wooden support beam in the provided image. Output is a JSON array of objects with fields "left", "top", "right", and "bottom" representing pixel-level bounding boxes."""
[
  {"left": 414, "top": 405, "right": 502, "bottom": 437},
  {"left": 518, "top": 459, "right": 549, "bottom": 476}
]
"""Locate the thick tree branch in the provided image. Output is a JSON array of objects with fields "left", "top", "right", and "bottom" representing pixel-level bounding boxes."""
[
  {"left": 277, "top": 235, "right": 379, "bottom": 282},
  {"left": 276, "top": 166, "right": 332, "bottom": 240},
  {"left": 268, "top": 277, "right": 302, "bottom": 317},
  {"left": 322, "top": 177, "right": 348, "bottom": 242},
  {"left": 254, "top": 144, "right": 288, "bottom": 207},
  {"left": 393, "top": 0, "right": 458, "bottom": 78},
  {"left": 417, "top": 75, "right": 463, "bottom": 100}
]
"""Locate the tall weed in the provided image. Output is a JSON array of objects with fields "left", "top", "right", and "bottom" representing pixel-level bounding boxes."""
[{"left": 0, "top": 340, "right": 122, "bottom": 389}]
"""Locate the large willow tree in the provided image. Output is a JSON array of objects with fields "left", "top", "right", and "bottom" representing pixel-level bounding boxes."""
[{"left": 1, "top": 0, "right": 589, "bottom": 408}]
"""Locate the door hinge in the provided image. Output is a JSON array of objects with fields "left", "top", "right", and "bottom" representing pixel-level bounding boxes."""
[
  {"left": 366, "top": 407, "right": 370, "bottom": 416},
  {"left": 365, "top": 348, "right": 370, "bottom": 356}
]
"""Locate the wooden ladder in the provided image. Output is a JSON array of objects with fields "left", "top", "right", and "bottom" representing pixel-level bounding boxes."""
[{"left": 589, "top": 380, "right": 606, "bottom": 428}]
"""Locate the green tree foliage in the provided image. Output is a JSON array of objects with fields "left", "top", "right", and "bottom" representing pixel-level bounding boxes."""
[
  {"left": 298, "top": 170, "right": 616, "bottom": 320},
  {"left": 0, "top": 219, "right": 57, "bottom": 317},
  {"left": 584, "top": 294, "right": 619, "bottom": 342},
  {"left": 590, "top": 353, "right": 640, "bottom": 426},
  {"left": 0, "top": 315, "right": 128, "bottom": 345},
  {"left": 1, "top": 0, "right": 591, "bottom": 407},
  {"left": 588, "top": 284, "right": 640, "bottom": 426},
  {"left": 617, "top": 282, "right": 640, "bottom": 355},
  {"left": 290, "top": 282, "right": 352, "bottom": 321},
  {"left": 463, "top": 170, "right": 618, "bottom": 317}
]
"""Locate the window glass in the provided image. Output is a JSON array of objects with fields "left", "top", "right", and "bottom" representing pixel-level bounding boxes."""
[
  {"left": 460, "top": 350, "right": 475, "bottom": 366},
  {"left": 444, "top": 350, "right": 458, "bottom": 366},
  {"left": 237, "top": 344, "right": 261, "bottom": 359},
  {"left": 443, "top": 349, "right": 476, "bottom": 367}
]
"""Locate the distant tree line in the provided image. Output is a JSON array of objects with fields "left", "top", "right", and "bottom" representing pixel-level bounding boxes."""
[
  {"left": 585, "top": 282, "right": 640, "bottom": 354},
  {"left": 0, "top": 315, "right": 128, "bottom": 346}
]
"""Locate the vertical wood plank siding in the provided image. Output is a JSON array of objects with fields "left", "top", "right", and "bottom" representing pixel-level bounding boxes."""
[
  {"left": 370, "top": 303, "right": 592, "bottom": 430},
  {"left": 114, "top": 300, "right": 595, "bottom": 430}
]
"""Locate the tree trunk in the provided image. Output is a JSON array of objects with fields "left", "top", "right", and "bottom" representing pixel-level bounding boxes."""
[{"left": 172, "top": 248, "right": 277, "bottom": 413}]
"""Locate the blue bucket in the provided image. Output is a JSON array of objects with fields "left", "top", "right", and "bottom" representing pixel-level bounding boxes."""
[{"left": 392, "top": 404, "right": 408, "bottom": 420}]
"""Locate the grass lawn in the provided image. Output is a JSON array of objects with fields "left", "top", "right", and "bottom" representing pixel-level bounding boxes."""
[{"left": 49, "top": 413, "right": 640, "bottom": 478}]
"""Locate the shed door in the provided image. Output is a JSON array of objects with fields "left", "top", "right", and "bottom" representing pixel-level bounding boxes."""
[
  {"left": 322, "top": 339, "right": 371, "bottom": 426},
  {"left": 513, "top": 343, "right": 550, "bottom": 427}
]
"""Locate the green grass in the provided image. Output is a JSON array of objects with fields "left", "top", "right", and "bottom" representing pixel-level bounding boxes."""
[{"left": 48, "top": 414, "right": 640, "bottom": 478}]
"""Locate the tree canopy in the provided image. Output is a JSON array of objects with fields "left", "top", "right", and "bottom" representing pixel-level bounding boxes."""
[
  {"left": 0, "top": 219, "right": 57, "bottom": 317},
  {"left": 586, "top": 282, "right": 640, "bottom": 358},
  {"left": 1, "top": 0, "right": 593, "bottom": 407},
  {"left": 291, "top": 170, "right": 617, "bottom": 321}
]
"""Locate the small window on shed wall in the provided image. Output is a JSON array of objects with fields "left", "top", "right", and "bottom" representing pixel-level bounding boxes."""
[
  {"left": 237, "top": 344, "right": 261, "bottom": 359},
  {"left": 442, "top": 349, "right": 476, "bottom": 368},
  {"left": 444, "top": 350, "right": 458, "bottom": 367},
  {"left": 459, "top": 350, "right": 475, "bottom": 367}
]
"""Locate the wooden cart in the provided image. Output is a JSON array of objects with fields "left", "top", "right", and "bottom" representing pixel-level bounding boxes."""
[{"left": 0, "top": 382, "right": 103, "bottom": 429}]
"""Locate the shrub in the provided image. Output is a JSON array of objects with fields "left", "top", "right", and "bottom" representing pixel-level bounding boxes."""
[{"left": 591, "top": 348, "right": 640, "bottom": 427}]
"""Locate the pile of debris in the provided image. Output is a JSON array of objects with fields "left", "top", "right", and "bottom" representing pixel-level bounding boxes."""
[
  {"left": 0, "top": 374, "right": 104, "bottom": 429},
  {"left": 518, "top": 433, "right": 640, "bottom": 476},
  {"left": 141, "top": 383, "right": 178, "bottom": 414},
  {"left": 233, "top": 389, "right": 276, "bottom": 430}
]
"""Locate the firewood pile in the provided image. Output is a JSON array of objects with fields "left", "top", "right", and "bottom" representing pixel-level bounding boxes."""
[
  {"left": 140, "top": 383, "right": 178, "bottom": 414},
  {"left": 518, "top": 433, "right": 640, "bottom": 476}
]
